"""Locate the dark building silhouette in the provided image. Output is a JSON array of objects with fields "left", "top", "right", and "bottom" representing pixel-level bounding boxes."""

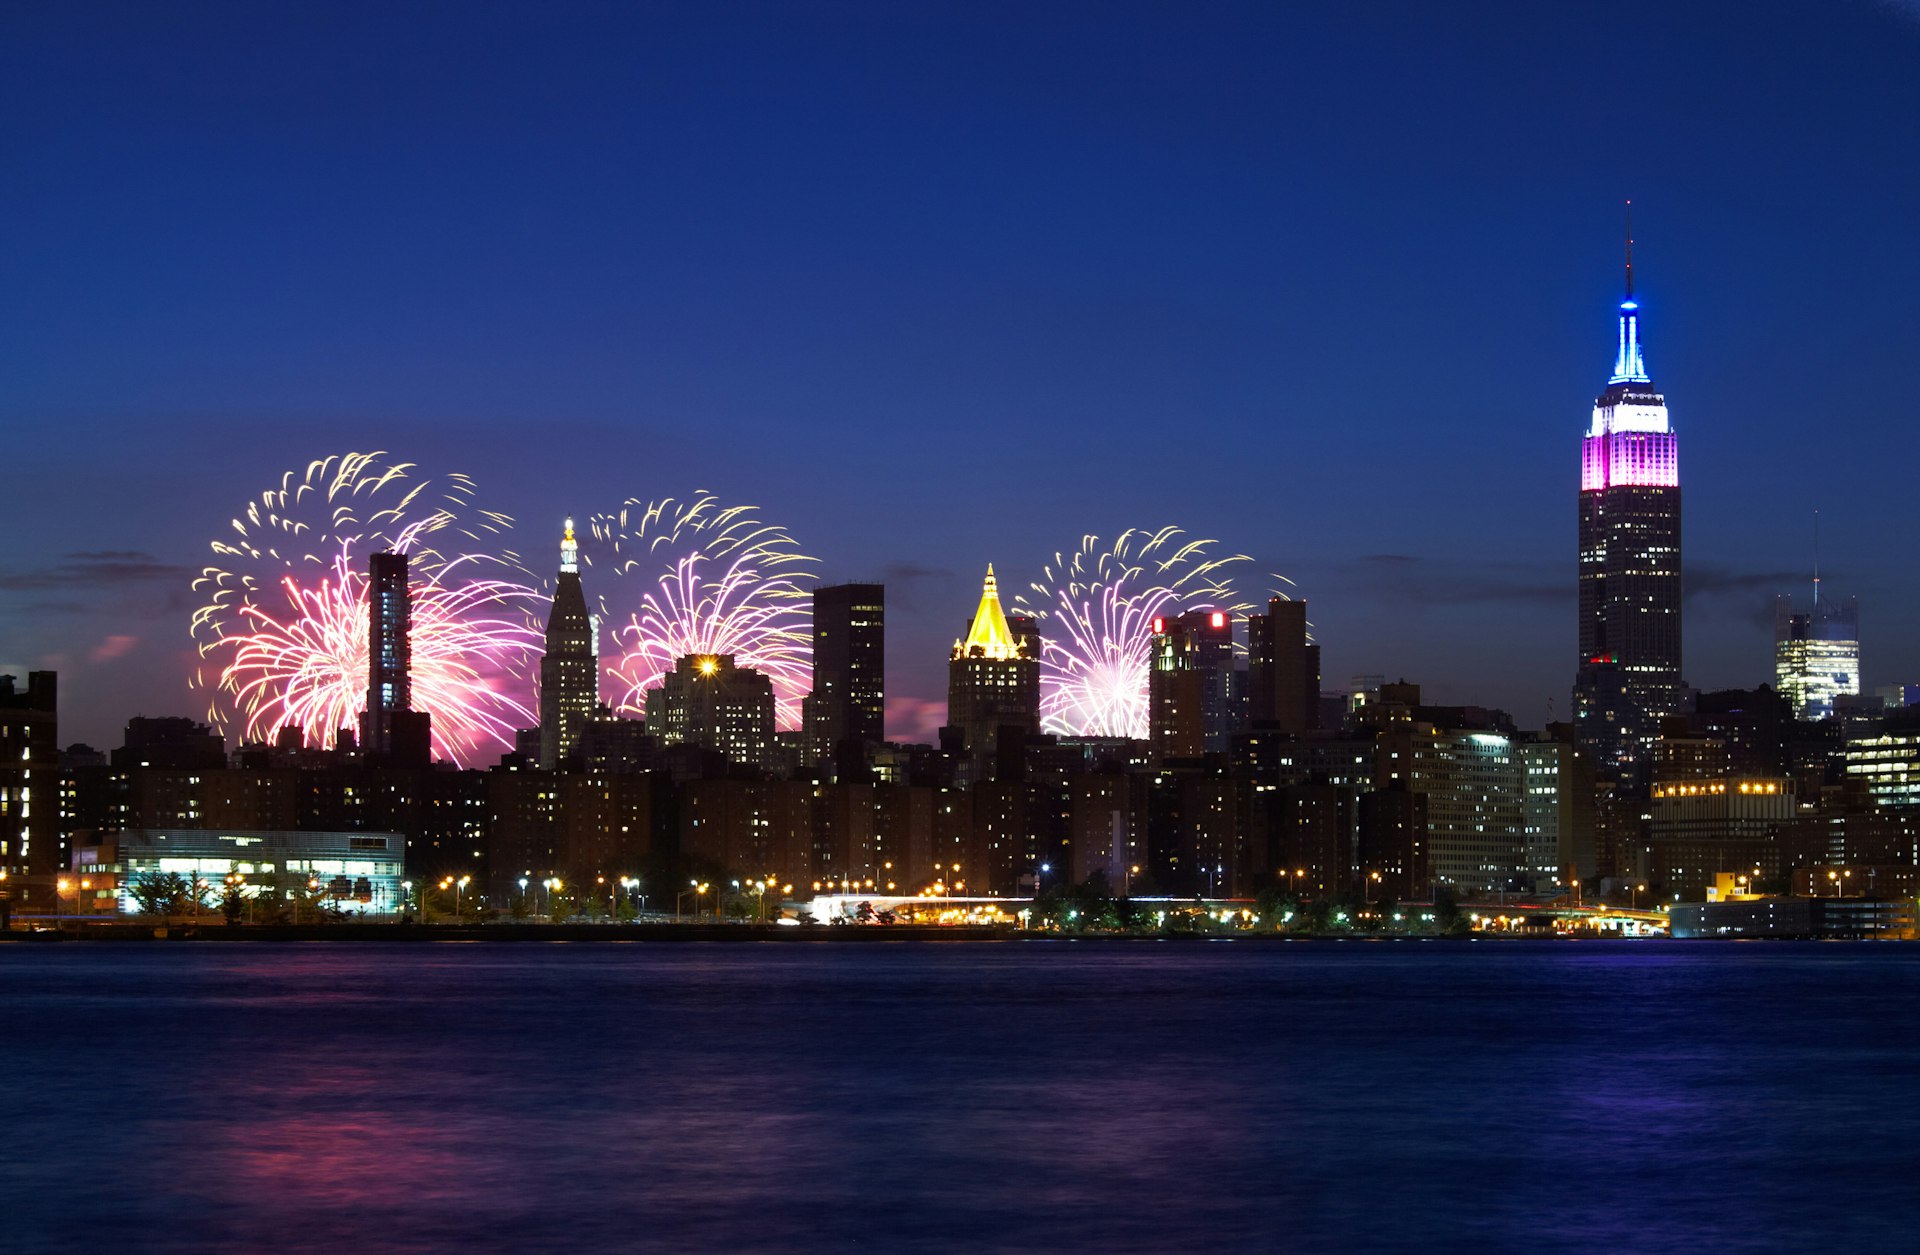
[
  {"left": 808, "top": 582, "right": 885, "bottom": 778},
  {"left": 362, "top": 550, "right": 431, "bottom": 765},
  {"left": 1247, "top": 598, "right": 1319, "bottom": 734},
  {"left": 539, "top": 520, "right": 599, "bottom": 769},
  {"left": 944, "top": 566, "right": 1039, "bottom": 775},
  {"left": 1574, "top": 231, "right": 1682, "bottom": 786},
  {"left": 1, "top": 672, "right": 59, "bottom": 908},
  {"left": 112, "top": 716, "right": 226, "bottom": 771}
]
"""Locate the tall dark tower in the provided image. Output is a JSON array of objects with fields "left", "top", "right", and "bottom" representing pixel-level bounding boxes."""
[
  {"left": 1574, "top": 215, "right": 1682, "bottom": 784},
  {"left": 363, "top": 549, "right": 431, "bottom": 764},
  {"left": 1247, "top": 598, "right": 1319, "bottom": 734},
  {"left": 1150, "top": 609, "right": 1235, "bottom": 760},
  {"left": 809, "top": 582, "right": 885, "bottom": 777},
  {"left": 539, "top": 519, "right": 599, "bottom": 769}
]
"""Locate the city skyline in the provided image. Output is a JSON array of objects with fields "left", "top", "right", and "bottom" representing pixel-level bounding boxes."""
[{"left": 4, "top": 2, "right": 1919, "bottom": 747}]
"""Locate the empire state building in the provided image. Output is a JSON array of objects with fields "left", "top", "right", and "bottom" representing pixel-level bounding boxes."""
[{"left": 1573, "top": 231, "right": 1683, "bottom": 784}]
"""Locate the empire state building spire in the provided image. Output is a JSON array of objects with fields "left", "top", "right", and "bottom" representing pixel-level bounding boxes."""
[{"left": 1611, "top": 202, "right": 1649, "bottom": 385}]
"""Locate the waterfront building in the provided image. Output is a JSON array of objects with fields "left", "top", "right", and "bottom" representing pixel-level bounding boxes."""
[
  {"left": 1776, "top": 594, "right": 1860, "bottom": 721},
  {"left": 538, "top": 520, "right": 600, "bottom": 769},
  {"left": 0, "top": 672, "right": 60, "bottom": 907},
  {"left": 945, "top": 566, "right": 1039, "bottom": 771},
  {"left": 83, "top": 828, "right": 406, "bottom": 916},
  {"left": 1647, "top": 777, "right": 1794, "bottom": 899},
  {"left": 1376, "top": 720, "right": 1525, "bottom": 895},
  {"left": 1573, "top": 230, "right": 1683, "bottom": 786}
]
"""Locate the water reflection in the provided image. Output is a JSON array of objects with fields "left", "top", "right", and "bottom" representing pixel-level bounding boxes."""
[{"left": 2, "top": 942, "right": 1916, "bottom": 1253}]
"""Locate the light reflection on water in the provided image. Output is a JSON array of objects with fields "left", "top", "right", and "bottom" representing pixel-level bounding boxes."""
[{"left": 3, "top": 941, "right": 1916, "bottom": 1253}]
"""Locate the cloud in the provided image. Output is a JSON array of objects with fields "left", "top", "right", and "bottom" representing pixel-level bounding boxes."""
[
  {"left": 90, "top": 634, "right": 140, "bottom": 663},
  {"left": 0, "top": 551, "right": 194, "bottom": 592},
  {"left": 1338, "top": 554, "right": 1563, "bottom": 607},
  {"left": 885, "top": 694, "right": 947, "bottom": 743}
]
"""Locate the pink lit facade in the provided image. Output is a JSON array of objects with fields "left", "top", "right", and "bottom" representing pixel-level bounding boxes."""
[{"left": 1580, "top": 427, "right": 1678, "bottom": 490}]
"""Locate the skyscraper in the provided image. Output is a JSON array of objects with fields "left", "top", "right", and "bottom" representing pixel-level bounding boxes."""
[
  {"left": 1247, "top": 598, "right": 1318, "bottom": 734},
  {"left": 808, "top": 582, "right": 885, "bottom": 776},
  {"left": 1574, "top": 225, "right": 1682, "bottom": 783},
  {"left": 539, "top": 519, "right": 599, "bottom": 769},
  {"left": 645, "top": 653, "right": 775, "bottom": 769},
  {"left": 945, "top": 566, "right": 1039, "bottom": 766},
  {"left": 1776, "top": 594, "right": 1860, "bottom": 721},
  {"left": 362, "top": 549, "right": 431, "bottom": 764},
  {"left": 1149, "top": 609, "right": 1235, "bottom": 760}
]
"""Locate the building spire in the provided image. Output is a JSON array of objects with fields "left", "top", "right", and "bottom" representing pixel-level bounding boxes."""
[
  {"left": 959, "top": 564, "right": 1020, "bottom": 660},
  {"left": 1624, "top": 199, "right": 1634, "bottom": 300},
  {"left": 560, "top": 517, "right": 578, "bottom": 574},
  {"left": 1609, "top": 202, "right": 1650, "bottom": 385}
]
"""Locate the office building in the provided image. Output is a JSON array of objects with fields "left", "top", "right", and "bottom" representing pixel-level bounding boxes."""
[
  {"left": 1247, "top": 598, "right": 1318, "bottom": 734},
  {"left": 538, "top": 520, "right": 599, "bottom": 768},
  {"left": 362, "top": 550, "right": 431, "bottom": 765},
  {"left": 645, "top": 654, "right": 776, "bottom": 770},
  {"left": 1149, "top": 609, "right": 1235, "bottom": 760},
  {"left": 808, "top": 583, "right": 885, "bottom": 776},
  {"left": 945, "top": 566, "right": 1040, "bottom": 768},
  {"left": 1574, "top": 232, "right": 1683, "bottom": 784},
  {"left": 1776, "top": 594, "right": 1860, "bottom": 721}
]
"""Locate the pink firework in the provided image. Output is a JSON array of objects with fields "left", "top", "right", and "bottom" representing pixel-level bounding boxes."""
[
  {"left": 192, "top": 454, "right": 543, "bottom": 764},
  {"left": 591, "top": 494, "right": 813, "bottom": 729},
  {"left": 1016, "top": 528, "right": 1253, "bottom": 739}
]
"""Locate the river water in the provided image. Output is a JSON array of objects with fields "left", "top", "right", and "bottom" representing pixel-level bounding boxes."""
[{"left": 2, "top": 940, "right": 1915, "bottom": 1253}]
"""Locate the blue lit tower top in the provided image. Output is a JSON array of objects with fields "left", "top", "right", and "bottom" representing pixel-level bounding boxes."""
[{"left": 1610, "top": 204, "right": 1649, "bottom": 385}]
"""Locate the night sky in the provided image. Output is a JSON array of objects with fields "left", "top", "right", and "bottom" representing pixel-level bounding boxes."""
[{"left": 4, "top": 1, "right": 1917, "bottom": 749}]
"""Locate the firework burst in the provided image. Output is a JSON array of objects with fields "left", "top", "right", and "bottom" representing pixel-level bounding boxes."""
[
  {"left": 589, "top": 494, "right": 814, "bottom": 729},
  {"left": 1015, "top": 527, "right": 1254, "bottom": 739},
  {"left": 191, "top": 453, "right": 543, "bottom": 764}
]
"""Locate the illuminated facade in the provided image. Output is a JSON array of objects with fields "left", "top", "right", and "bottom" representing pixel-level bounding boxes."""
[
  {"left": 1574, "top": 237, "right": 1682, "bottom": 782},
  {"left": 538, "top": 520, "right": 600, "bottom": 769},
  {"left": 1775, "top": 594, "right": 1859, "bottom": 721},
  {"left": 1148, "top": 609, "right": 1235, "bottom": 760},
  {"left": 645, "top": 654, "right": 775, "bottom": 770},
  {"left": 946, "top": 566, "right": 1040, "bottom": 765},
  {"left": 1844, "top": 727, "right": 1920, "bottom": 809},
  {"left": 90, "top": 828, "right": 407, "bottom": 917}
]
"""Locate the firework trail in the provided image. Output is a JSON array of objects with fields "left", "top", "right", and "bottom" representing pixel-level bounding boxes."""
[
  {"left": 1015, "top": 528, "right": 1254, "bottom": 739},
  {"left": 589, "top": 494, "right": 814, "bottom": 729},
  {"left": 191, "top": 453, "right": 543, "bottom": 764}
]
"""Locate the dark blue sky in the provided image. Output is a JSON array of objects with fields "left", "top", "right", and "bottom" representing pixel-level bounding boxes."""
[{"left": 4, "top": 1, "right": 1917, "bottom": 747}]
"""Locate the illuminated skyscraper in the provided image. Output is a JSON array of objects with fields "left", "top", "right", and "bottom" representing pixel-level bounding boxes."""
[
  {"left": 1574, "top": 224, "right": 1682, "bottom": 782},
  {"left": 1776, "top": 594, "right": 1859, "bottom": 721},
  {"left": 945, "top": 566, "right": 1039, "bottom": 766},
  {"left": 362, "top": 550, "right": 431, "bottom": 764},
  {"left": 1149, "top": 609, "right": 1235, "bottom": 760},
  {"left": 539, "top": 519, "right": 599, "bottom": 769}
]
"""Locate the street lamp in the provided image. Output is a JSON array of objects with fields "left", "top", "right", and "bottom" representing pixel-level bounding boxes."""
[{"left": 456, "top": 874, "right": 471, "bottom": 919}]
